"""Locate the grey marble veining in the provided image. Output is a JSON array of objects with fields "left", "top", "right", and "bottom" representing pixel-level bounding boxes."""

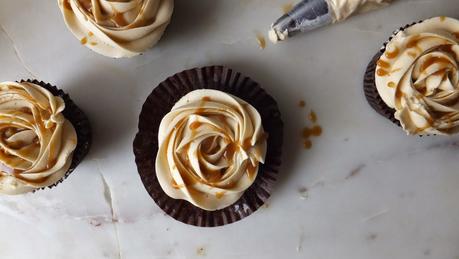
[{"left": 0, "top": 0, "right": 459, "bottom": 258}]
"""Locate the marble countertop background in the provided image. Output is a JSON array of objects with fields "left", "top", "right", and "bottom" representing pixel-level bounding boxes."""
[{"left": 1, "top": 0, "right": 459, "bottom": 258}]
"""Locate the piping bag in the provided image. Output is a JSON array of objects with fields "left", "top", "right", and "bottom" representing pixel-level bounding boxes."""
[{"left": 269, "top": 0, "right": 392, "bottom": 43}]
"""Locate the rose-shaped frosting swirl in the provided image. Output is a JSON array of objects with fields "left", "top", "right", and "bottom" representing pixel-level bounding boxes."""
[
  {"left": 0, "top": 82, "right": 77, "bottom": 194},
  {"left": 375, "top": 16, "right": 459, "bottom": 135},
  {"left": 156, "top": 90, "right": 267, "bottom": 211},
  {"left": 58, "top": 0, "right": 174, "bottom": 58}
]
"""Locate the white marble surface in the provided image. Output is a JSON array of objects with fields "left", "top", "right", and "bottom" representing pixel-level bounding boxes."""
[{"left": 1, "top": 0, "right": 459, "bottom": 258}]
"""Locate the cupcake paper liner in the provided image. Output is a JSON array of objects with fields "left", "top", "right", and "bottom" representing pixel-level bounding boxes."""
[
  {"left": 133, "top": 66, "right": 283, "bottom": 227},
  {"left": 363, "top": 21, "right": 423, "bottom": 128},
  {"left": 20, "top": 79, "right": 92, "bottom": 190}
]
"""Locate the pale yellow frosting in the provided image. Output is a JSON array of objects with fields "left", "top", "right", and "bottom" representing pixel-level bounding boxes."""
[
  {"left": 375, "top": 17, "right": 459, "bottom": 135},
  {"left": 327, "top": 0, "right": 391, "bottom": 22},
  {"left": 156, "top": 90, "right": 267, "bottom": 211},
  {"left": 58, "top": 0, "right": 174, "bottom": 58},
  {"left": 0, "top": 82, "right": 77, "bottom": 194}
]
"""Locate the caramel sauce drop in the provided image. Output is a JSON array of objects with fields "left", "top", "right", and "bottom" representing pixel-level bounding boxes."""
[
  {"left": 80, "top": 37, "right": 88, "bottom": 45},
  {"left": 387, "top": 81, "right": 396, "bottom": 88},
  {"left": 112, "top": 12, "right": 128, "bottom": 27},
  {"left": 376, "top": 59, "right": 391, "bottom": 69},
  {"left": 189, "top": 121, "right": 202, "bottom": 130},
  {"left": 440, "top": 16, "right": 446, "bottom": 22},
  {"left": 377, "top": 69, "right": 389, "bottom": 76},
  {"left": 256, "top": 34, "right": 266, "bottom": 49},
  {"left": 88, "top": 31, "right": 94, "bottom": 37},
  {"left": 282, "top": 3, "right": 294, "bottom": 14},
  {"left": 310, "top": 125, "right": 322, "bottom": 136},
  {"left": 224, "top": 142, "right": 239, "bottom": 160},
  {"left": 215, "top": 191, "right": 225, "bottom": 199},
  {"left": 385, "top": 47, "right": 399, "bottom": 59},
  {"left": 241, "top": 138, "right": 252, "bottom": 150},
  {"left": 302, "top": 125, "right": 322, "bottom": 138},
  {"left": 301, "top": 104, "right": 322, "bottom": 150},
  {"left": 308, "top": 111, "right": 317, "bottom": 123},
  {"left": 63, "top": 0, "right": 72, "bottom": 10},
  {"left": 202, "top": 96, "right": 211, "bottom": 102},
  {"left": 90, "top": 42, "right": 97, "bottom": 46}
]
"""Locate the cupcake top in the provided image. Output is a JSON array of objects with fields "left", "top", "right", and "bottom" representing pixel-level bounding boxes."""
[
  {"left": 58, "top": 0, "right": 174, "bottom": 58},
  {"left": 375, "top": 16, "right": 459, "bottom": 135},
  {"left": 155, "top": 89, "right": 267, "bottom": 211},
  {"left": 0, "top": 82, "right": 77, "bottom": 194}
]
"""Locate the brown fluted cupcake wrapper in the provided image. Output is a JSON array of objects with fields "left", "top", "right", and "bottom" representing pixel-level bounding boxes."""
[
  {"left": 20, "top": 79, "right": 92, "bottom": 191},
  {"left": 363, "top": 21, "right": 423, "bottom": 127},
  {"left": 133, "top": 66, "right": 283, "bottom": 227}
]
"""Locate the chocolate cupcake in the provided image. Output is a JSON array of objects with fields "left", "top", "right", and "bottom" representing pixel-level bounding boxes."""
[
  {"left": 57, "top": 0, "right": 174, "bottom": 58},
  {"left": 134, "top": 66, "right": 283, "bottom": 227},
  {"left": 364, "top": 16, "right": 459, "bottom": 135},
  {"left": 0, "top": 80, "right": 91, "bottom": 194}
]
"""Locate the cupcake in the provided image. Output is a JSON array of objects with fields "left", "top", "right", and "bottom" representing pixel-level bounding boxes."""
[
  {"left": 57, "top": 0, "right": 174, "bottom": 58},
  {"left": 364, "top": 16, "right": 459, "bottom": 135},
  {"left": 134, "top": 66, "right": 283, "bottom": 227},
  {"left": 0, "top": 80, "right": 91, "bottom": 194}
]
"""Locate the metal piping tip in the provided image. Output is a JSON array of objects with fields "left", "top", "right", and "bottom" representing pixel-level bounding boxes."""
[{"left": 268, "top": 0, "right": 333, "bottom": 44}]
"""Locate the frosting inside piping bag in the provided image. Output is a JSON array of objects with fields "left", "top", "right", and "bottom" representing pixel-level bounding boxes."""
[{"left": 327, "top": 0, "right": 392, "bottom": 22}]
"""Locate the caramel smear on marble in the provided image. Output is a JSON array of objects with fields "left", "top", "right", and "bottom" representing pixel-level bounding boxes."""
[
  {"left": 282, "top": 2, "right": 294, "bottom": 14},
  {"left": 256, "top": 33, "right": 266, "bottom": 49},
  {"left": 299, "top": 102, "right": 323, "bottom": 150},
  {"left": 308, "top": 110, "right": 317, "bottom": 123},
  {"left": 196, "top": 247, "right": 206, "bottom": 256}
]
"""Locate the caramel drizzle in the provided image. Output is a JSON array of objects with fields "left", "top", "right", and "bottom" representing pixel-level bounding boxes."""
[
  {"left": 308, "top": 111, "right": 317, "bottom": 123},
  {"left": 170, "top": 95, "right": 263, "bottom": 190},
  {"left": 63, "top": 0, "right": 72, "bottom": 10},
  {"left": 0, "top": 87, "right": 61, "bottom": 182},
  {"left": 385, "top": 47, "right": 399, "bottom": 59},
  {"left": 420, "top": 56, "right": 452, "bottom": 72}
]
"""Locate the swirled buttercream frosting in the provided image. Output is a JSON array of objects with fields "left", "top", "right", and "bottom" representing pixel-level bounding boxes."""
[
  {"left": 375, "top": 16, "right": 459, "bottom": 135},
  {"left": 155, "top": 90, "right": 267, "bottom": 211},
  {"left": 58, "top": 0, "right": 174, "bottom": 58},
  {"left": 0, "top": 82, "right": 77, "bottom": 194}
]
